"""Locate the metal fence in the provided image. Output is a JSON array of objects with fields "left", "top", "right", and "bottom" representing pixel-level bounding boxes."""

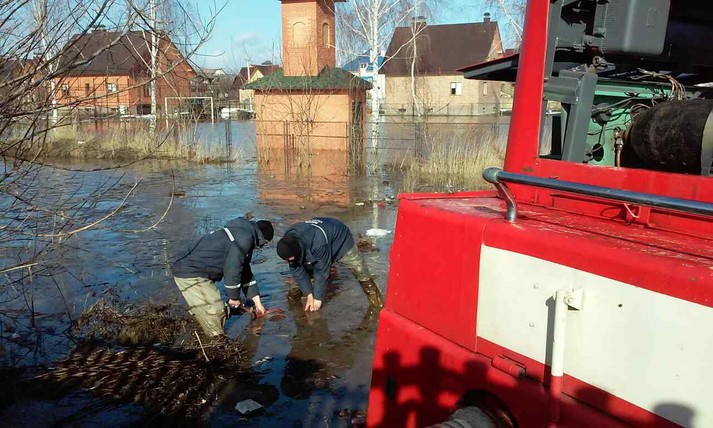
[
  {"left": 377, "top": 102, "right": 507, "bottom": 117},
  {"left": 251, "top": 117, "right": 510, "bottom": 166}
]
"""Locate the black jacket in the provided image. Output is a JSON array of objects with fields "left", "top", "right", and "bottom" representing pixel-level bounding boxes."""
[
  {"left": 172, "top": 218, "right": 266, "bottom": 301},
  {"left": 283, "top": 217, "right": 355, "bottom": 300}
]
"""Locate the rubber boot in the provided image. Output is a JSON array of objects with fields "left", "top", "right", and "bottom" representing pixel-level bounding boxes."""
[
  {"left": 288, "top": 285, "right": 303, "bottom": 302},
  {"left": 359, "top": 279, "right": 384, "bottom": 308}
]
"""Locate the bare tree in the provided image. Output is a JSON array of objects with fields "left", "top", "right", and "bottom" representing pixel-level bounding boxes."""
[
  {"left": 0, "top": 0, "right": 217, "bottom": 332},
  {"left": 485, "top": 0, "right": 525, "bottom": 47},
  {"left": 122, "top": 0, "right": 221, "bottom": 130},
  {"left": 334, "top": 0, "right": 441, "bottom": 164},
  {"left": 150, "top": 0, "right": 158, "bottom": 132}
]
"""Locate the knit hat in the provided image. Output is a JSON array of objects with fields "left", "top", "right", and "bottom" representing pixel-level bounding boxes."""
[
  {"left": 277, "top": 235, "right": 301, "bottom": 261},
  {"left": 257, "top": 220, "right": 274, "bottom": 241}
]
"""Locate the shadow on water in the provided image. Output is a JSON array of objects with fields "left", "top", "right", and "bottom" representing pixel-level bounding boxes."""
[{"left": 0, "top": 149, "right": 398, "bottom": 425}]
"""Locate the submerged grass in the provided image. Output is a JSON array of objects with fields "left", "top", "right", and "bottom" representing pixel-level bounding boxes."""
[
  {"left": 399, "top": 127, "right": 506, "bottom": 193},
  {"left": 14, "top": 121, "right": 240, "bottom": 163}
]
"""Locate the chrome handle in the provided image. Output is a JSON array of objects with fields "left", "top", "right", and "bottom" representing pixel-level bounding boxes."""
[{"left": 483, "top": 167, "right": 713, "bottom": 223}]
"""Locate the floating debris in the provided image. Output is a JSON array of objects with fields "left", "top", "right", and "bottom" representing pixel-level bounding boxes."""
[
  {"left": 170, "top": 190, "right": 186, "bottom": 197},
  {"left": 10, "top": 300, "right": 253, "bottom": 421},
  {"left": 74, "top": 300, "right": 191, "bottom": 347},
  {"left": 32, "top": 338, "right": 246, "bottom": 421},
  {"left": 356, "top": 237, "right": 379, "bottom": 252},
  {"left": 365, "top": 228, "right": 391, "bottom": 238},
  {"left": 254, "top": 356, "right": 273, "bottom": 366},
  {"left": 336, "top": 408, "right": 368, "bottom": 426},
  {"left": 235, "top": 398, "right": 263, "bottom": 415}
]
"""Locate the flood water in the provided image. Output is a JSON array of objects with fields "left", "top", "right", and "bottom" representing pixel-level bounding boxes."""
[
  {"left": 0, "top": 147, "right": 398, "bottom": 426},
  {"left": 0, "top": 117, "right": 509, "bottom": 426}
]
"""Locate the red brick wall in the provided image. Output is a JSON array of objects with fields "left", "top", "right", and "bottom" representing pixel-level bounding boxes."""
[
  {"left": 316, "top": 0, "right": 337, "bottom": 70},
  {"left": 281, "top": 0, "right": 336, "bottom": 77},
  {"left": 55, "top": 75, "right": 133, "bottom": 111},
  {"left": 155, "top": 39, "right": 195, "bottom": 108},
  {"left": 54, "top": 39, "right": 195, "bottom": 114}
]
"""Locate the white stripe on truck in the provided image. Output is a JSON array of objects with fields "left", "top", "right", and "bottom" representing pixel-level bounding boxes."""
[{"left": 477, "top": 245, "right": 713, "bottom": 427}]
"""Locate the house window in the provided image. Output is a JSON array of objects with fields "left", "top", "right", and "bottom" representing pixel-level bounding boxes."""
[
  {"left": 85, "top": 83, "right": 91, "bottom": 97},
  {"left": 143, "top": 82, "right": 151, "bottom": 97},
  {"left": 450, "top": 82, "right": 462, "bottom": 96},
  {"left": 107, "top": 82, "right": 118, "bottom": 93},
  {"left": 482, "top": 82, "right": 488, "bottom": 96},
  {"left": 322, "top": 22, "right": 330, "bottom": 47},
  {"left": 61, "top": 83, "right": 69, "bottom": 97}
]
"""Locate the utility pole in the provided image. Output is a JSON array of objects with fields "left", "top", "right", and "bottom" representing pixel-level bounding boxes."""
[{"left": 149, "top": 0, "right": 158, "bottom": 134}]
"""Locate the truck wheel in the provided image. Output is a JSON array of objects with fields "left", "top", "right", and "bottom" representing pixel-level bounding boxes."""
[{"left": 427, "top": 406, "right": 498, "bottom": 428}]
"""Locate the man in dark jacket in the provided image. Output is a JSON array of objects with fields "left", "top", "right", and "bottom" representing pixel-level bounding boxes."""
[
  {"left": 172, "top": 218, "right": 274, "bottom": 337},
  {"left": 276, "top": 217, "right": 384, "bottom": 312}
]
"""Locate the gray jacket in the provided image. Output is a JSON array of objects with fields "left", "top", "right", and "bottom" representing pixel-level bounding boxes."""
[
  {"left": 172, "top": 218, "right": 266, "bottom": 300},
  {"left": 283, "top": 217, "right": 355, "bottom": 300}
]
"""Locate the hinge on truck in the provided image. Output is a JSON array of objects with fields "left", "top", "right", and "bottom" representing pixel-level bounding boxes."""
[{"left": 559, "top": 288, "right": 584, "bottom": 311}]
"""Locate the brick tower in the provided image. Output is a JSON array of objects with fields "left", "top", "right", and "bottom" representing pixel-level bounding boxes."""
[{"left": 280, "top": 0, "right": 345, "bottom": 76}]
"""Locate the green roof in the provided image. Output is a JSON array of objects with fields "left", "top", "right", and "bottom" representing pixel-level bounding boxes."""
[{"left": 242, "top": 67, "right": 372, "bottom": 91}]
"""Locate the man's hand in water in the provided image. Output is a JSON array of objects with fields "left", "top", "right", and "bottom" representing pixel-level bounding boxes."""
[
  {"left": 252, "top": 296, "right": 267, "bottom": 318},
  {"left": 304, "top": 294, "right": 323, "bottom": 312}
]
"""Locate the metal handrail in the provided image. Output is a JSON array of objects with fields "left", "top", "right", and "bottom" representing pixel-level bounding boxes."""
[{"left": 482, "top": 167, "right": 713, "bottom": 223}]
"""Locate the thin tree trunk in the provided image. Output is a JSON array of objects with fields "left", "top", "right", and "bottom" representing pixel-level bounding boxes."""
[
  {"left": 149, "top": 0, "right": 158, "bottom": 134},
  {"left": 368, "top": 7, "right": 380, "bottom": 166},
  {"left": 410, "top": 44, "right": 418, "bottom": 117},
  {"left": 496, "top": 0, "right": 523, "bottom": 41},
  {"left": 34, "top": 0, "right": 58, "bottom": 125},
  {"left": 410, "top": 16, "right": 421, "bottom": 118},
  {"left": 51, "top": 80, "right": 58, "bottom": 124}
]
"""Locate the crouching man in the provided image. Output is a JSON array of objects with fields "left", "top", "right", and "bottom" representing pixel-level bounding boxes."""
[
  {"left": 276, "top": 217, "right": 384, "bottom": 312},
  {"left": 172, "top": 218, "right": 274, "bottom": 338}
]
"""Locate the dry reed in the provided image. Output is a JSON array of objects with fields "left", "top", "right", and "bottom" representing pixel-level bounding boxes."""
[
  {"left": 29, "top": 121, "right": 241, "bottom": 163},
  {"left": 402, "top": 126, "right": 506, "bottom": 192}
]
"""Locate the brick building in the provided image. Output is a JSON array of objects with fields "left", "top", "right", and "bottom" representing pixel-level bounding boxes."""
[
  {"left": 382, "top": 14, "right": 506, "bottom": 116},
  {"left": 244, "top": 0, "right": 370, "bottom": 152},
  {"left": 54, "top": 29, "right": 195, "bottom": 116},
  {"left": 235, "top": 62, "right": 281, "bottom": 111}
]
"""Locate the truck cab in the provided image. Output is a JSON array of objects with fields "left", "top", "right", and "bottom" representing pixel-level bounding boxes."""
[{"left": 367, "top": 1, "right": 713, "bottom": 427}]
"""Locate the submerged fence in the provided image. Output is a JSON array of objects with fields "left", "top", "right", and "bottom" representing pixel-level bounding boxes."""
[
  {"left": 253, "top": 118, "right": 510, "bottom": 160},
  {"left": 2, "top": 114, "right": 512, "bottom": 166}
]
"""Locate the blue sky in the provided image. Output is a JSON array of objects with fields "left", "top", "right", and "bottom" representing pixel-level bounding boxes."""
[{"left": 194, "top": 0, "right": 515, "bottom": 71}]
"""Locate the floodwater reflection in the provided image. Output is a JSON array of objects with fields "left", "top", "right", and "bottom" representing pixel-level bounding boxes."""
[
  {"left": 257, "top": 149, "right": 371, "bottom": 213},
  {"left": 0, "top": 157, "right": 398, "bottom": 426}
]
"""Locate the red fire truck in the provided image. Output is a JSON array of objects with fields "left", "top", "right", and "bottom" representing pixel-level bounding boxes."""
[{"left": 367, "top": 1, "right": 712, "bottom": 427}]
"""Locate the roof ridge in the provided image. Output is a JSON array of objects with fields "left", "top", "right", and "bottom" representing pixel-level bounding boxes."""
[{"left": 394, "top": 21, "right": 496, "bottom": 30}]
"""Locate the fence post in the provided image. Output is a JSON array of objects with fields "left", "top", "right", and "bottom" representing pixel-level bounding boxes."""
[{"left": 414, "top": 121, "right": 423, "bottom": 159}]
